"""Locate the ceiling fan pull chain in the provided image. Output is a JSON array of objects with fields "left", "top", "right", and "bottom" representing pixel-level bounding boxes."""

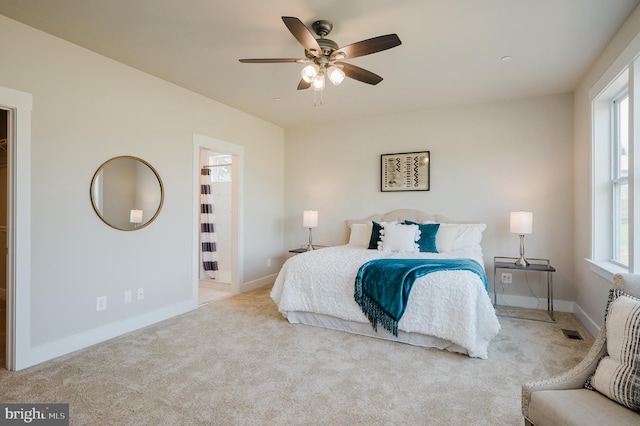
[{"left": 313, "top": 90, "right": 324, "bottom": 107}]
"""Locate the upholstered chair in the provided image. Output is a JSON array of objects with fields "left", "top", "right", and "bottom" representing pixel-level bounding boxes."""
[{"left": 521, "top": 273, "right": 640, "bottom": 425}]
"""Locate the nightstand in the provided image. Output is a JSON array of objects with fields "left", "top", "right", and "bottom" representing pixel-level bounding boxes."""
[
  {"left": 493, "top": 256, "right": 556, "bottom": 322},
  {"left": 289, "top": 247, "right": 308, "bottom": 254},
  {"left": 288, "top": 245, "right": 329, "bottom": 254}
]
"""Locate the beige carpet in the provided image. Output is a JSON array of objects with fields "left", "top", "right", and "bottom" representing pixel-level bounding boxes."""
[{"left": 0, "top": 286, "right": 594, "bottom": 425}]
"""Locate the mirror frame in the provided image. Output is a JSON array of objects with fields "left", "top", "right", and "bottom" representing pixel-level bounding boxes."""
[{"left": 90, "top": 155, "right": 164, "bottom": 231}]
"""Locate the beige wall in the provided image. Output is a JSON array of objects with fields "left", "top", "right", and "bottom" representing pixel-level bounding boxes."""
[
  {"left": 0, "top": 15, "right": 284, "bottom": 361},
  {"left": 285, "top": 94, "right": 575, "bottom": 303},
  {"left": 573, "top": 6, "right": 640, "bottom": 330}
]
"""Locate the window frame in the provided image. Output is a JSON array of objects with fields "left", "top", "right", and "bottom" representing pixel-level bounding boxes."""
[
  {"left": 588, "top": 32, "right": 640, "bottom": 282},
  {"left": 590, "top": 67, "right": 631, "bottom": 278}
]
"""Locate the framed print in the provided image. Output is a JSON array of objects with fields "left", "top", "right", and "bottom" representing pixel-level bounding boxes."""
[{"left": 381, "top": 151, "right": 430, "bottom": 192}]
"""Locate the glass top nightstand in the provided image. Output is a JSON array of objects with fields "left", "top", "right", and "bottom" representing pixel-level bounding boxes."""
[{"left": 493, "top": 256, "right": 556, "bottom": 322}]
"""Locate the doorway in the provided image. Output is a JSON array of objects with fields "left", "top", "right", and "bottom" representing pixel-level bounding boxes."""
[
  {"left": 198, "top": 148, "right": 233, "bottom": 305},
  {"left": 0, "top": 85, "right": 31, "bottom": 371},
  {"left": 192, "top": 134, "right": 244, "bottom": 307},
  {"left": 0, "top": 109, "right": 7, "bottom": 367}
]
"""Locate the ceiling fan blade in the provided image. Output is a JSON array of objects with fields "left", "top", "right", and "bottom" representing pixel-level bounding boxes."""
[
  {"left": 297, "top": 79, "right": 311, "bottom": 90},
  {"left": 331, "top": 34, "right": 401, "bottom": 60},
  {"left": 337, "top": 62, "right": 383, "bottom": 85},
  {"left": 282, "top": 16, "right": 323, "bottom": 58},
  {"left": 239, "top": 58, "right": 307, "bottom": 63}
]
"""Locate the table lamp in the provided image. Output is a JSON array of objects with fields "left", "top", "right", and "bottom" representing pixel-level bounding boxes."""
[
  {"left": 303, "top": 210, "right": 318, "bottom": 251},
  {"left": 510, "top": 211, "right": 532, "bottom": 266}
]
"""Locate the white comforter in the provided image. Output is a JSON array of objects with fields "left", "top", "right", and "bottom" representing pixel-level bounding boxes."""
[{"left": 271, "top": 245, "right": 501, "bottom": 358}]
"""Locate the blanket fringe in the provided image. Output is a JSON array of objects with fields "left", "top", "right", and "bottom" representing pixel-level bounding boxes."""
[{"left": 355, "top": 283, "right": 399, "bottom": 337}]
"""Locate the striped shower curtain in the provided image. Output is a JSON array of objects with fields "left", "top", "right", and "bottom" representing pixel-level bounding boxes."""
[{"left": 200, "top": 168, "right": 219, "bottom": 279}]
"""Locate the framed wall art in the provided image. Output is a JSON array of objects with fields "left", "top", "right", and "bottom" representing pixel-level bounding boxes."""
[{"left": 381, "top": 151, "right": 430, "bottom": 192}]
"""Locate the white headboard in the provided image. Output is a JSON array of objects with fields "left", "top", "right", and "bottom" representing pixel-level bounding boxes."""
[
  {"left": 347, "top": 209, "right": 436, "bottom": 227},
  {"left": 346, "top": 209, "right": 475, "bottom": 228}
]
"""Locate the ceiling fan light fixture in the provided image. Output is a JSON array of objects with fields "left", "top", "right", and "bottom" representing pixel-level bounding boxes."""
[
  {"left": 327, "top": 66, "right": 345, "bottom": 85},
  {"left": 301, "top": 63, "right": 319, "bottom": 83},
  {"left": 312, "top": 73, "right": 325, "bottom": 91},
  {"left": 240, "top": 16, "right": 402, "bottom": 105}
]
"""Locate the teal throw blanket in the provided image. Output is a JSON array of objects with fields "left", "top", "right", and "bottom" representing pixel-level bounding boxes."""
[{"left": 354, "top": 258, "right": 488, "bottom": 336}]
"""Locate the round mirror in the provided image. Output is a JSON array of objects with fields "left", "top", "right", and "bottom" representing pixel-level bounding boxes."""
[{"left": 90, "top": 156, "right": 164, "bottom": 231}]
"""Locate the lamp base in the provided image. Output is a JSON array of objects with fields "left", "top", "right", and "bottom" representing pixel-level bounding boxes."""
[
  {"left": 514, "top": 234, "right": 529, "bottom": 266},
  {"left": 307, "top": 227, "right": 314, "bottom": 251}
]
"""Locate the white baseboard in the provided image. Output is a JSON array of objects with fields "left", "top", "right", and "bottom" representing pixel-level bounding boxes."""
[
  {"left": 241, "top": 274, "right": 277, "bottom": 293},
  {"left": 495, "top": 293, "right": 574, "bottom": 313},
  {"left": 15, "top": 300, "right": 194, "bottom": 370},
  {"left": 573, "top": 302, "right": 601, "bottom": 338},
  {"left": 496, "top": 293, "right": 601, "bottom": 338}
]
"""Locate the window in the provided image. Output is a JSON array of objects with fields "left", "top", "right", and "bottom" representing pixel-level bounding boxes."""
[
  {"left": 612, "top": 93, "right": 629, "bottom": 266},
  {"left": 208, "top": 154, "right": 232, "bottom": 182}
]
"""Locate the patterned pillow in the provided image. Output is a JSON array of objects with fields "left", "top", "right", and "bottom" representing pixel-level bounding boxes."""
[{"left": 587, "top": 289, "right": 640, "bottom": 412}]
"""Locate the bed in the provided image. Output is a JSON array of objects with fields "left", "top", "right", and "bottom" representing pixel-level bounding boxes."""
[{"left": 270, "top": 209, "right": 501, "bottom": 359}]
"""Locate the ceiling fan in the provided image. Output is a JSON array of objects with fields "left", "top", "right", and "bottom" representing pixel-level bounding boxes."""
[{"left": 239, "top": 16, "right": 401, "bottom": 102}]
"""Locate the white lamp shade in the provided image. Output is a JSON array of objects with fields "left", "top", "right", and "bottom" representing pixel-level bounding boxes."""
[
  {"left": 130, "top": 209, "right": 144, "bottom": 224},
  {"left": 510, "top": 211, "right": 533, "bottom": 234},
  {"left": 301, "top": 64, "right": 319, "bottom": 83},
  {"left": 303, "top": 210, "right": 318, "bottom": 228},
  {"left": 327, "top": 66, "right": 345, "bottom": 85},
  {"left": 312, "top": 73, "right": 325, "bottom": 91}
]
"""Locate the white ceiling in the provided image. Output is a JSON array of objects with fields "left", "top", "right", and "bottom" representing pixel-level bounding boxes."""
[{"left": 0, "top": 0, "right": 638, "bottom": 128}]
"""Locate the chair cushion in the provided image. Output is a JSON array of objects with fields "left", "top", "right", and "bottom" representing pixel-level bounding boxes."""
[
  {"left": 528, "top": 389, "right": 640, "bottom": 426},
  {"left": 587, "top": 289, "right": 640, "bottom": 412}
]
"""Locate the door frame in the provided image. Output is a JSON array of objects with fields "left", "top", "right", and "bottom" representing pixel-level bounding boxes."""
[
  {"left": 1, "top": 85, "right": 32, "bottom": 371},
  {"left": 192, "top": 133, "right": 244, "bottom": 301}
]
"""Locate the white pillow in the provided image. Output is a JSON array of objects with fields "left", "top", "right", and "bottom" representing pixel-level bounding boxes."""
[
  {"left": 435, "top": 224, "right": 459, "bottom": 252},
  {"left": 378, "top": 223, "right": 419, "bottom": 252},
  {"left": 452, "top": 223, "right": 486, "bottom": 250},
  {"left": 432, "top": 223, "right": 486, "bottom": 251},
  {"left": 348, "top": 223, "right": 372, "bottom": 247},
  {"left": 424, "top": 222, "right": 486, "bottom": 252}
]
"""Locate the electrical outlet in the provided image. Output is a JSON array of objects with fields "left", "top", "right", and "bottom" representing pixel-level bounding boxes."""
[
  {"left": 137, "top": 288, "right": 144, "bottom": 300},
  {"left": 267, "top": 258, "right": 272, "bottom": 267},
  {"left": 501, "top": 273, "right": 512, "bottom": 284},
  {"left": 124, "top": 290, "right": 132, "bottom": 304},
  {"left": 96, "top": 296, "right": 107, "bottom": 311}
]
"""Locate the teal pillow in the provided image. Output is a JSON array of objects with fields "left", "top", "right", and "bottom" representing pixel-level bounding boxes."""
[
  {"left": 404, "top": 221, "right": 440, "bottom": 253},
  {"left": 368, "top": 221, "right": 384, "bottom": 249}
]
